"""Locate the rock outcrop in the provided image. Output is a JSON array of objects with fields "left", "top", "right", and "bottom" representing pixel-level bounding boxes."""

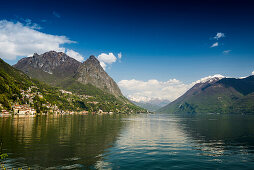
[
  {"left": 14, "top": 51, "right": 81, "bottom": 77},
  {"left": 75, "top": 55, "right": 123, "bottom": 97}
]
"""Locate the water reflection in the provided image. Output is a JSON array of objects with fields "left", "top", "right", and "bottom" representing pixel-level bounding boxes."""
[
  {"left": 1, "top": 114, "right": 254, "bottom": 169},
  {"left": 96, "top": 114, "right": 254, "bottom": 170},
  {"left": 95, "top": 114, "right": 191, "bottom": 169},
  {"left": 0, "top": 115, "right": 123, "bottom": 169},
  {"left": 178, "top": 114, "right": 254, "bottom": 157}
]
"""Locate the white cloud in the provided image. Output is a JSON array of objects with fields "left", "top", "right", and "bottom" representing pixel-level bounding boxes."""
[
  {"left": 194, "top": 74, "right": 225, "bottom": 84},
  {"left": 66, "top": 49, "right": 84, "bottom": 62},
  {"left": 118, "top": 74, "right": 225, "bottom": 103},
  {"left": 211, "top": 42, "right": 219, "bottom": 48},
  {"left": 98, "top": 53, "right": 116, "bottom": 64},
  {"left": 97, "top": 53, "right": 117, "bottom": 69},
  {"left": 0, "top": 20, "right": 82, "bottom": 61},
  {"left": 100, "top": 61, "right": 106, "bottom": 70},
  {"left": 252, "top": 71, "right": 254, "bottom": 75},
  {"left": 223, "top": 50, "right": 231, "bottom": 54},
  {"left": 118, "top": 52, "right": 122, "bottom": 59},
  {"left": 118, "top": 79, "right": 193, "bottom": 102},
  {"left": 214, "top": 32, "right": 225, "bottom": 40}
]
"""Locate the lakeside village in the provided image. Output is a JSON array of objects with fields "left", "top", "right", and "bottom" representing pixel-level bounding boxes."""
[{"left": 0, "top": 86, "right": 117, "bottom": 116}]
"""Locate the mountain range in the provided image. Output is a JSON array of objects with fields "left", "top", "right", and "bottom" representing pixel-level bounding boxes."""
[
  {"left": 2, "top": 50, "right": 254, "bottom": 114},
  {"left": 158, "top": 75, "right": 254, "bottom": 114},
  {"left": 14, "top": 51, "right": 123, "bottom": 98},
  {"left": 131, "top": 99, "right": 170, "bottom": 112},
  {"left": 0, "top": 51, "right": 146, "bottom": 114}
]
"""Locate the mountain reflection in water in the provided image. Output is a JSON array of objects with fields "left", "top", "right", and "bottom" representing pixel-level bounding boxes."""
[
  {"left": 96, "top": 114, "right": 254, "bottom": 170},
  {"left": 0, "top": 115, "right": 123, "bottom": 169},
  {"left": 178, "top": 114, "right": 254, "bottom": 157},
  {"left": 0, "top": 114, "right": 254, "bottom": 169}
]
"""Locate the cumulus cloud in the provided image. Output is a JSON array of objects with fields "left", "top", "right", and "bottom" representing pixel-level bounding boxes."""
[
  {"left": 223, "top": 50, "right": 231, "bottom": 54},
  {"left": 97, "top": 53, "right": 117, "bottom": 69},
  {"left": 98, "top": 53, "right": 116, "bottom": 64},
  {"left": 252, "top": 71, "right": 254, "bottom": 75},
  {"left": 118, "top": 74, "right": 225, "bottom": 102},
  {"left": 66, "top": 49, "right": 84, "bottom": 62},
  {"left": 100, "top": 61, "right": 106, "bottom": 70},
  {"left": 214, "top": 32, "right": 225, "bottom": 40},
  {"left": 118, "top": 79, "right": 193, "bottom": 102},
  {"left": 211, "top": 42, "right": 219, "bottom": 48},
  {"left": 0, "top": 20, "right": 83, "bottom": 61}
]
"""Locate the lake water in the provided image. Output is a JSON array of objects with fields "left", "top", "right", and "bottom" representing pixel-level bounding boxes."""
[{"left": 0, "top": 114, "right": 254, "bottom": 169}]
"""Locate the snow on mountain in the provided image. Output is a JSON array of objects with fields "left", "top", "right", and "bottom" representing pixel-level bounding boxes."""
[{"left": 195, "top": 74, "right": 225, "bottom": 84}]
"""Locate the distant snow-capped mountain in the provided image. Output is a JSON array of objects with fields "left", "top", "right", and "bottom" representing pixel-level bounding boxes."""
[{"left": 129, "top": 97, "right": 170, "bottom": 112}]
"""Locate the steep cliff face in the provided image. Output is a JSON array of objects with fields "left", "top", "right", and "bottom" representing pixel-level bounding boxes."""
[
  {"left": 75, "top": 55, "right": 123, "bottom": 97},
  {"left": 14, "top": 51, "right": 81, "bottom": 78}
]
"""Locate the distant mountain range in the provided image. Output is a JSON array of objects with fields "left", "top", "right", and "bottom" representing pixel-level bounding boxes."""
[
  {"left": 158, "top": 75, "right": 254, "bottom": 114},
  {"left": 130, "top": 99, "right": 170, "bottom": 112}
]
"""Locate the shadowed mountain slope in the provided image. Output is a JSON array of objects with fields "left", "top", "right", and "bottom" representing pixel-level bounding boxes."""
[{"left": 158, "top": 75, "right": 254, "bottom": 114}]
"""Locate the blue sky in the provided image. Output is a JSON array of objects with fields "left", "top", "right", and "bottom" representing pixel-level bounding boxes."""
[{"left": 1, "top": 0, "right": 254, "bottom": 101}]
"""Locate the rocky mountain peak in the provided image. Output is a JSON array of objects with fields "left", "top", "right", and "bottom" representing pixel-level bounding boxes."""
[
  {"left": 75, "top": 55, "right": 123, "bottom": 97},
  {"left": 85, "top": 55, "right": 101, "bottom": 66},
  {"left": 15, "top": 51, "right": 124, "bottom": 98},
  {"left": 14, "top": 51, "right": 81, "bottom": 77},
  {"left": 33, "top": 53, "right": 39, "bottom": 57},
  {"left": 88, "top": 55, "right": 97, "bottom": 60}
]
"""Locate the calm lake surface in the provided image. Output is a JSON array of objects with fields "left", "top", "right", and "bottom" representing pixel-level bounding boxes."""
[{"left": 0, "top": 114, "right": 254, "bottom": 169}]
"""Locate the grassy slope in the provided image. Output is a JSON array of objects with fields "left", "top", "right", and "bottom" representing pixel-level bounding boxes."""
[
  {"left": 0, "top": 58, "right": 78, "bottom": 111},
  {"left": 0, "top": 58, "right": 31, "bottom": 109}
]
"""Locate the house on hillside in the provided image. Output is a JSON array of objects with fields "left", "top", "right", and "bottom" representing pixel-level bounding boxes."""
[
  {"left": 13, "top": 105, "right": 36, "bottom": 115},
  {"left": 1, "top": 110, "right": 10, "bottom": 115}
]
